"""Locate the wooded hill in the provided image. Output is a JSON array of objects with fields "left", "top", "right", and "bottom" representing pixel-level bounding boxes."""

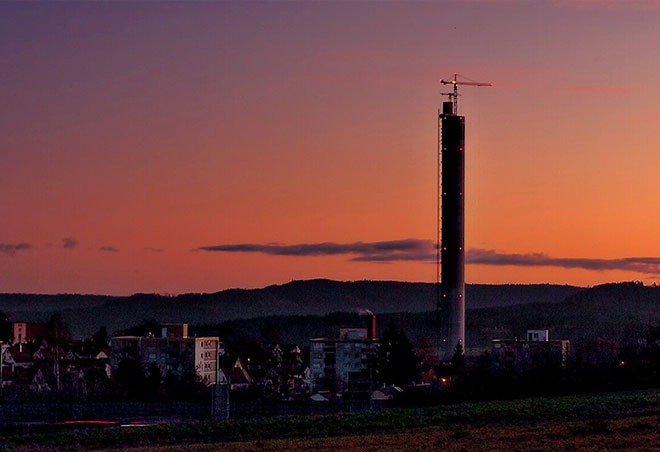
[
  {"left": 0, "top": 280, "right": 581, "bottom": 337},
  {"left": 190, "top": 282, "right": 660, "bottom": 352}
]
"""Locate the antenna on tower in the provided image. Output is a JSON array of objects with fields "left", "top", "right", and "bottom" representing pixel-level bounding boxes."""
[{"left": 440, "top": 73, "right": 492, "bottom": 115}]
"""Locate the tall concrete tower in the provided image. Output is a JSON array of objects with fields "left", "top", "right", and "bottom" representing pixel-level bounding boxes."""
[
  {"left": 437, "top": 74, "right": 491, "bottom": 361},
  {"left": 439, "top": 100, "right": 465, "bottom": 361}
]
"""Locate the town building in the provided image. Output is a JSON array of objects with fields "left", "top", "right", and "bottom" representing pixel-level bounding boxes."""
[
  {"left": 12, "top": 322, "right": 49, "bottom": 345},
  {"left": 217, "top": 356, "right": 253, "bottom": 391},
  {"left": 491, "top": 329, "right": 570, "bottom": 374},
  {"left": 110, "top": 323, "right": 223, "bottom": 385},
  {"left": 310, "top": 314, "right": 378, "bottom": 392}
]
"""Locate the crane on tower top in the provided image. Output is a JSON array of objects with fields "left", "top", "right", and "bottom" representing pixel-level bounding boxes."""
[{"left": 440, "top": 73, "right": 492, "bottom": 114}]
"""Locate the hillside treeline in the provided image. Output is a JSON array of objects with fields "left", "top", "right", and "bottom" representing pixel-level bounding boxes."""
[
  {"left": 0, "top": 280, "right": 580, "bottom": 337},
  {"left": 190, "top": 282, "right": 660, "bottom": 352}
]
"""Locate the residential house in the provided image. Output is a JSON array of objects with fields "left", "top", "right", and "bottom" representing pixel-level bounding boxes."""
[
  {"left": 110, "top": 323, "right": 223, "bottom": 385},
  {"left": 491, "top": 330, "right": 570, "bottom": 374},
  {"left": 310, "top": 314, "right": 378, "bottom": 392}
]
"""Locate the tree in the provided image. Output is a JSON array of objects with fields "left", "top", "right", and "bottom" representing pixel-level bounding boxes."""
[
  {"left": 415, "top": 336, "right": 440, "bottom": 383},
  {"left": 451, "top": 342, "right": 465, "bottom": 371},
  {"left": 0, "top": 311, "right": 12, "bottom": 343},
  {"left": 47, "top": 312, "right": 71, "bottom": 346},
  {"left": 115, "top": 358, "right": 146, "bottom": 398},
  {"left": 92, "top": 326, "right": 109, "bottom": 349},
  {"left": 145, "top": 363, "right": 163, "bottom": 400},
  {"left": 260, "top": 323, "right": 283, "bottom": 345},
  {"left": 163, "top": 371, "right": 179, "bottom": 398},
  {"left": 375, "top": 321, "right": 420, "bottom": 387}
]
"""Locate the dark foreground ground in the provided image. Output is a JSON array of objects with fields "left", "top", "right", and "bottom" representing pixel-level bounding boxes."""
[
  {"left": 116, "top": 416, "right": 660, "bottom": 452},
  {"left": 4, "top": 389, "right": 660, "bottom": 452}
]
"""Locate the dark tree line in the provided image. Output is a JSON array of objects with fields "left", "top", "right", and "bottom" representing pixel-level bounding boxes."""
[
  {"left": 374, "top": 321, "right": 420, "bottom": 387},
  {"left": 114, "top": 358, "right": 209, "bottom": 402}
]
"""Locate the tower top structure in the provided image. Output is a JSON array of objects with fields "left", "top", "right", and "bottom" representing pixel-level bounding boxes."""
[{"left": 440, "top": 73, "right": 492, "bottom": 115}]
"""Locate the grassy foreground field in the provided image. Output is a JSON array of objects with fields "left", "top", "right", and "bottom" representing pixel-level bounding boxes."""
[
  {"left": 4, "top": 389, "right": 660, "bottom": 452},
  {"left": 116, "top": 416, "right": 660, "bottom": 452}
]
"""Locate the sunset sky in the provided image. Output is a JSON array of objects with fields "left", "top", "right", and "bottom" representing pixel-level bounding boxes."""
[{"left": 2, "top": 1, "right": 660, "bottom": 295}]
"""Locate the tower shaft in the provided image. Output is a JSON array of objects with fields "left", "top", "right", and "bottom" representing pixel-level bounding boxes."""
[{"left": 440, "top": 108, "right": 465, "bottom": 360}]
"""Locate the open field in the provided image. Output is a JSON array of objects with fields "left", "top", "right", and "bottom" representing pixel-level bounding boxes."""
[
  {"left": 4, "top": 389, "right": 660, "bottom": 452},
  {"left": 112, "top": 416, "right": 660, "bottom": 452}
]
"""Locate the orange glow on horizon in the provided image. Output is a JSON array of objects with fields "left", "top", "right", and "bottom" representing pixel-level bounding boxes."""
[{"left": 2, "top": 2, "right": 660, "bottom": 294}]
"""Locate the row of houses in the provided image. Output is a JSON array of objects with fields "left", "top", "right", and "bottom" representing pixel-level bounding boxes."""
[
  {"left": 2, "top": 316, "right": 574, "bottom": 401},
  {"left": 2, "top": 320, "right": 316, "bottom": 400},
  {"left": 110, "top": 317, "right": 401, "bottom": 401},
  {"left": 0, "top": 339, "right": 110, "bottom": 396},
  {"left": 110, "top": 323, "right": 318, "bottom": 400}
]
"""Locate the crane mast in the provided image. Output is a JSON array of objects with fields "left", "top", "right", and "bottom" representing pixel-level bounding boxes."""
[{"left": 440, "top": 73, "right": 492, "bottom": 115}]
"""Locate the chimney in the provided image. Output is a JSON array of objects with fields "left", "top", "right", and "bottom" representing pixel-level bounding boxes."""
[{"left": 367, "top": 314, "right": 377, "bottom": 341}]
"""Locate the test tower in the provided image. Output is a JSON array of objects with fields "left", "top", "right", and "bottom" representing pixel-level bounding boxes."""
[{"left": 438, "top": 74, "right": 491, "bottom": 360}]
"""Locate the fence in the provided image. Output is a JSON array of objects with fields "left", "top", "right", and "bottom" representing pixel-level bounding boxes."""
[
  {"left": 0, "top": 386, "right": 391, "bottom": 424},
  {"left": 0, "top": 401, "right": 209, "bottom": 424}
]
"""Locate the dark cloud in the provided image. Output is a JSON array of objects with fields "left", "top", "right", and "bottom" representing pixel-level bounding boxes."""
[
  {"left": 197, "top": 239, "right": 432, "bottom": 259},
  {"left": 351, "top": 252, "right": 435, "bottom": 262},
  {"left": 99, "top": 246, "right": 119, "bottom": 253},
  {"left": 466, "top": 249, "right": 660, "bottom": 275},
  {"left": 144, "top": 247, "right": 164, "bottom": 252},
  {"left": 0, "top": 243, "right": 31, "bottom": 256},
  {"left": 62, "top": 237, "right": 78, "bottom": 249},
  {"left": 197, "top": 238, "right": 660, "bottom": 275}
]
